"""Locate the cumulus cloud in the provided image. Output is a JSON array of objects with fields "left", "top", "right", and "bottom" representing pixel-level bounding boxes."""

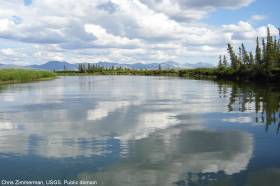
[
  {"left": 84, "top": 24, "right": 142, "bottom": 48},
  {"left": 222, "top": 21, "right": 278, "bottom": 41},
  {"left": 140, "top": 0, "right": 255, "bottom": 21},
  {"left": 0, "top": 0, "right": 276, "bottom": 65},
  {"left": 1, "top": 48, "right": 16, "bottom": 56}
]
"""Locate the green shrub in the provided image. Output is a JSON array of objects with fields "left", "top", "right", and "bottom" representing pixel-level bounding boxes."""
[{"left": 0, "top": 69, "right": 56, "bottom": 83}]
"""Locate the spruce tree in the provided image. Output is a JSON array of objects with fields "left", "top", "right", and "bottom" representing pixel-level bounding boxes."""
[
  {"left": 249, "top": 52, "right": 254, "bottom": 65},
  {"left": 278, "top": 28, "right": 280, "bottom": 66},
  {"left": 241, "top": 43, "right": 250, "bottom": 65},
  {"left": 262, "top": 38, "right": 266, "bottom": 63},
  {"left": 266, "top": 27, "right": 274, "bottom": 69},
  {"left": 238, "top": 47, "right": 243, "bottom": 64},
  {"left": 218, "top": 55, "right": 223, "bottom": 69},
  {"left": 255, "top": 37, "right": 262, "bottom": 65},
  {"left": 227, "top": 43, "right": 239, "bottom": 69},
  {"left": 223, "top": 55, "right": 228, "bottom": 67},
  {"left": 273, "top": 37, "right": 278, "bottom": 66}
]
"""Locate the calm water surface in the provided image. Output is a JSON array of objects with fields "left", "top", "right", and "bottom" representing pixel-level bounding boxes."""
[{"left": 0, "top": 76, "right": 280, "bottom": 186}]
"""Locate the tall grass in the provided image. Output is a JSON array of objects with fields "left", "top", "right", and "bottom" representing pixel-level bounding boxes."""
[{"left": 0, "top": 69, "right": 56, "bottom": 84}]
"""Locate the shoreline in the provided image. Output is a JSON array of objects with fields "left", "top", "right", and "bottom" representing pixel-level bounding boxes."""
[
  {"left": 0, "top": 69, "right": 57, "bottom": 85},
  {"left": 56, "top": 68, "right": 280, "bottom": 85},
  {"left": 0, "top": 76, "right": 57, "bottom": 85}
]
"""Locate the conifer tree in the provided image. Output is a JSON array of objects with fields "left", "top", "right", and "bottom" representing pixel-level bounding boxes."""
[
  {"left": 249, "top": 52, "right": 254, "bottom": 65},
  {"left": 218, "top": 55, "right": 223, "bottom": 69},
  {"left": 273, "top": 37, "right": 278, "bottom": 66},
  {"left": 241, "top": 43, "right": 250, "bottom": 65},
  {"left": 262, "top": 38, "right": 266, "bottom": 63},
  {"left": 278, "top": 28, "right": 280, "bottom": 66},
  {"left": 227, "top": 43, "right": 239, "bottom": 69},
  {"left": 266, "top": 27, "right": 274, "bottom": 69},
  {"left": 222, "top": 27, "right": 279, "bottom": 76},
  {"left": 255, "top": 37, "right": 262, "bottom": 65},
  {"left": 238, "top": 47, "right": 243, "bottom": 64},
  {"left": 223, "top": 55, "right": 228, "bottom": 67}
]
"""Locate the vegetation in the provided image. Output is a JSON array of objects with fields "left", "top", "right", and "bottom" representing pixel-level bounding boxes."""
[
  {"left": 59, "top": 64, "right": 219, "bottom": 78},
  {"left": 215, "top": 27, "right": 280, "bottom": 82},
  {"left": 0, "top": 69, "right": 56, "bottom": 84}
]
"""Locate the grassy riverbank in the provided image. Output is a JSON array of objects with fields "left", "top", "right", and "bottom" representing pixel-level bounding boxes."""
[
  {"left": 56, "top": 68, "right": 214, "bottom": 78},
  {"left": 56, "top": 69, "right": 180, "bottom": 76},
  {"left": 0, "top": 69, "right": 57, "bottom": 84},
  {"left": 56, "top": 66, "right": 280, "bottom": 83},
  {"left": 180, "top": 67, "right": 280, "bottom": 82}
]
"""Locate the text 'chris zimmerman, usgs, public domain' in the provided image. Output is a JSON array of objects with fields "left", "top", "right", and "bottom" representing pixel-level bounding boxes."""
[{"left": 1, "top": 180, "right": 98, "bottom": 185}]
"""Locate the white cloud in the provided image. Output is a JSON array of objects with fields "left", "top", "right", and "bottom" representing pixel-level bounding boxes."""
[
  {"left": 140, "top": 0, "right": 255, "bottom": 21},
  {"left": 1, "top": 48, "right": 15, "bottom": 56},
  {"left": 257, "top": 25, "right": 279, "bottom": 37},
  {"left": 0, "top": 0, "right": 276, "bottom": 65},
  {"left": 0, "top": 18, "right": 15, "bottom": 32},
  {"left": 250, "top": 14, "right": 267, "bottom": 21},
  {"left": 84, "top": 23, "right": 142, "bottom": 48},
  {"left": 222, "top": 21, "right": 278, "bottom": 41},
  {"left": 33, "top": 50, "right": 65, "bottom": 61}
]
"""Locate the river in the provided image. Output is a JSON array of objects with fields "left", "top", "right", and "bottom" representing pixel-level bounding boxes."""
[{"left": 0, "top": 76, "right": 279, "bottom": 186}]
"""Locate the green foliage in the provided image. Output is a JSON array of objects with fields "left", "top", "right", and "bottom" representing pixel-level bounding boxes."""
[
  {"left": 227, "top": 43, "right": 240, "bottom": 69},
  {"left": 223, "top": 55, "right": 228, "bottom": 67},
  {"left": 249, "top": 52, "right": 254, "bottom": 65},
  {"left": 241, "top": 43, "right": 250, "bottom": 65},
  {"left": 0, "top": 69, "right": 56, "bottom": 83},
  {"left": 262, "top": 38, "right": 267, "bottom": 63},
  {"left": 217, "top": 26, "right": 280, "bottom": 82},
  {"left": 265, "top": 27, "right": 274, "bottom": 69},
  {"left": 255, "top": 37, "right": 262, "bottom": 65},
  {"left": 218, "top": 55, "right": 223, "bottom": 69}
]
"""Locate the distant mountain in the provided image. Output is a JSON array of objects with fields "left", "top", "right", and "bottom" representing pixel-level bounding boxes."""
[
  {"left": 161, "top": 61, "right": 184, "bottom": 69},
  {"left": 0, "top": 61, "right": 215, "bottom": 71},
  {"left": 83, "top": 61, "right": 158, "bottom": 70},
  {"left": 184, "top": 62, "right": 215, "bottom": 69},
  {"left": 94, "top": 62, "right": 129, "bottom": 69},
  {"left": 27, "top": 61, "right": 78, "bottom": 71},
  {"left": 91, "top": 61, "right": 214, "bottom": 70}
]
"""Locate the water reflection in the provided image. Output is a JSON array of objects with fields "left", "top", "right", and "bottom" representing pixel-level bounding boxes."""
[
  {"left": 0, "top": 77, "right": 219, "bottom": 158},
  {"left": 79, "top": 126, "right": 253, "bottom": 186},
  {"left": 218, "top": 82, "right": 280, "bottom": 133},
  {"left": 0, "top": 76, "right": 279, "bottom": 185}
]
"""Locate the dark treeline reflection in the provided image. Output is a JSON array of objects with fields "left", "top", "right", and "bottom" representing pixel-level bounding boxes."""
[{"left": 218, "top": 81, "right": 280, "bottom": 132}]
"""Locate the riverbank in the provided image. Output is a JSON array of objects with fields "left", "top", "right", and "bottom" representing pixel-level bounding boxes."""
[
  {"left": 185, "top": 67, "right": 280, "bottom": 83},
  {"left": 56, "top": 69, "right": 180, "bottom": 77},
  {"left": 0, "top": 69, "right": 57, "bottom": 85},
  {"left": 56, "top": 67, "right": 280, "bottom": 83}
]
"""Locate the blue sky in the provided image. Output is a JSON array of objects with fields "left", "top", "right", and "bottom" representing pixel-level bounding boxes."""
[
  {"left": 204, "top": 0, "right": 280, "bottom": 26},
  {"left": 24, "top": 0, "right": 32, "bottom": 6},
  {"left": 0, "top": 0, "right": 278, "bottom": 65}
]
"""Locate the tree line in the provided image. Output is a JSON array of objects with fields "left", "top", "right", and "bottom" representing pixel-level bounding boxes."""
[
  {"left": 78, "top": 63, "right": 129, "bottom": 73},
  {"left": 218, "top": 27, "right": 280, "bottom": 72}
]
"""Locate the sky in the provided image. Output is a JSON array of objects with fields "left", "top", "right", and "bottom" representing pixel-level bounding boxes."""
[{"left": 0, "top": 0, "right": 279, "bottom": 65}]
